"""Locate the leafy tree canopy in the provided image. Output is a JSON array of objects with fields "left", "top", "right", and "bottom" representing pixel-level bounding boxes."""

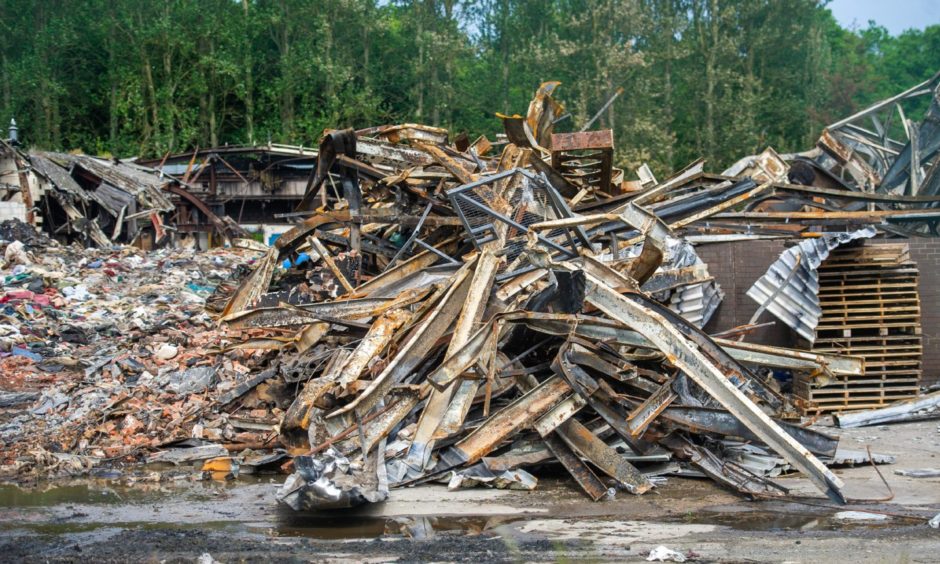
[{"left": 1, "top": 0, "right": 937, "bottom": 175}]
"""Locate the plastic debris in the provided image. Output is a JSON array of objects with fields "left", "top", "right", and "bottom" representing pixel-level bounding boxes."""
[{"left": 647, "top": 545, "right": 687, "bottom": 562}]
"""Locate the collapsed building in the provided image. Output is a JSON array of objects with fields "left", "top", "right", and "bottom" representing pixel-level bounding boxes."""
[
  {"left": 137, "top": 144, "right": 319, "bottom": 244},
  {"left": 2, "top": 72, "right": 940, "bottom": 514},
  {"left": 1, "top": 131, "right": 244, "bottom": 249}
]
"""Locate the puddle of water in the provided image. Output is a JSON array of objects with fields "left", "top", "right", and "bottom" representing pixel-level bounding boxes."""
[
  {"left": 0, "top": 475, "right": 279, "bottom": 508},
  {"left": 684, "top": 510, "right": 820, "bottom": 531},
  {"left": 5, "top": 511, "right": 513, "bottom": 541},
  {"left": 0, "top": 484, "right": 119, "bottom": 507},
  {"left": 683, "top": 510, "right": 897, "bottom": 532},
  {"left": 269, "top": 514, "right": 521, "bottom": 540}
]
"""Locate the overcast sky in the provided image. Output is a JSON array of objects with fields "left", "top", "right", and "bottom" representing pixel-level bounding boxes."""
[{"left": 828, "top": 0, "right": 940, "bottom": 34}]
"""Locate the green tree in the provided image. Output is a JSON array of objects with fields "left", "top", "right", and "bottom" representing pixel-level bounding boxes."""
[{"left": 0, "top": 0, "right": 936, "bottom": 174}]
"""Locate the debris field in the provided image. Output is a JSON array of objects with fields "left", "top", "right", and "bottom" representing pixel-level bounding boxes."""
[{"left": 2, "top": 74, "right": 940, "bottom": 517}]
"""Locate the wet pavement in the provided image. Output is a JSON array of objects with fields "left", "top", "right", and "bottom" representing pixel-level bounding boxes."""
[
  {"left": 1, "top": 420, "right": 938, "bottom": 561},
  {"left": 0, "top": 473, "right": 936, "bottom": 562}
]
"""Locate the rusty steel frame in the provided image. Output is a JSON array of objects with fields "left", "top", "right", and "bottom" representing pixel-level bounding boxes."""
[{"left": 570, "top": 257, "right": 846, "bottom": 503}]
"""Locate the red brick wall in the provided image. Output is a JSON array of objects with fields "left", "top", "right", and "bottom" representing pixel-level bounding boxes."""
[{"left": 695, "top": 238, "right": 939, "bottom": 386}]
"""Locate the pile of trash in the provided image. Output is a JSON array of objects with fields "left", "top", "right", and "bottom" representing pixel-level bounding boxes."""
[
  {"left": 0, "top": 222, "right": 274, "bottom": 477},
  {"left": 4, "top": 75, "right": 940, "bottom": 512}
]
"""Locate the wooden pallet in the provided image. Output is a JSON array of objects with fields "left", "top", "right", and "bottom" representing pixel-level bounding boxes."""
[
  {"left": 795, "top": 243, "right": 922, "bottom": 415},
  {"left": 821, "top": 244, "right": 910, "bottom": 265}
]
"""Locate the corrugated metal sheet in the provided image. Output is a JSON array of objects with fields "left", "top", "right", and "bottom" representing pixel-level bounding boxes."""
[
  {"left": 745, "top": 227, "right": 876, "bottom": 343},
  {"left": 669, "top": 280, "right": 723, "bottom": 327},
  {"left": 45, "top": 152, "right": 175, "bottom": 212},
  {"left": 29, "top": 152, "right": 90, "bottom": 202},
  {"left": 653, "top": 237, "right": 724, "bottom": 327}
]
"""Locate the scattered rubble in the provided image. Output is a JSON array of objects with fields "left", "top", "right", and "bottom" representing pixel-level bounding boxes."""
[
  {"left": 2, "top": 75, "right": 940, "bottom": 516},
  {"left": 0, "top": 226, "right": 267, "bottom": 477}
]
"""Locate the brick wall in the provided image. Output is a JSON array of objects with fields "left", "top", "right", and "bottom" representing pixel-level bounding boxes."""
[
  {"left": 897, "top": 239, "right": 939, "bottom": 386},
  {"left": 695, "top": 237, "right": 940, "bottom": 386}
]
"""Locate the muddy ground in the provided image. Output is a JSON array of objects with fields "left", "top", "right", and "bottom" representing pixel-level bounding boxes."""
[{"left": 1, "top": 420, "right": 938, "bottom": 562}]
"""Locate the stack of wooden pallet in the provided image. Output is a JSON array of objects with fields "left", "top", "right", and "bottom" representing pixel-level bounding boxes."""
[{"left": 795, "top": 243, "right": 922, "bottom": 414}]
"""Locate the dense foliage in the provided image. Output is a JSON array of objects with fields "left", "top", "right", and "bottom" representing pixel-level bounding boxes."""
[{"left": 1, "top": 0, "right": 938, "bottom": 174}]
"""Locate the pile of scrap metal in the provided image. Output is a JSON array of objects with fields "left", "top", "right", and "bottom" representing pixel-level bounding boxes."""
[
  {"left": 0, "top": 136, "right": 244, "bottom": 248},
  {"left": 210, "top": 81, "right": 940, "bottom": 512},
  {"left": 717, "top": 69, "right": 940, "bottom": 237}
]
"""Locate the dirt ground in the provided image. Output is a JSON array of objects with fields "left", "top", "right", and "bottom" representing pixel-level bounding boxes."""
[{"left": 0, "top": 419, "right": 937, "bottom": 563}]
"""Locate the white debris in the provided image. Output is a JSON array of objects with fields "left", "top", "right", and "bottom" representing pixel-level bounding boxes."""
[
  {"left": 61, "top": 284, "right": 91, "bottom": 301},
  {"left": 647, "top": 545, "right": 687, "bottom": 562},
  {"left": 3, "top": 240, "right": 31, "bottom": 266},
  {"left": 894, "top": 468, "right": 940, "bottom": 478},
  {"left": 154, "top": 343, "right": 179, "bottom": 360},
  {"left": 446, "top": 467, "right": 538, "bottom": 491},
  {"left": 835, "top": 511, "right": 888, "bottom": 521}
]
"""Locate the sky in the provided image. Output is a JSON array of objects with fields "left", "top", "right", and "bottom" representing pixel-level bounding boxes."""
[{"left": 828, "top": 0, "right": 940, "bottom": 35}]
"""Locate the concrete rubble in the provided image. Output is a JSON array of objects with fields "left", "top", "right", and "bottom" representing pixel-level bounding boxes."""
[{"left": 2, "top": 75, "right": 939, "bottom": 516}]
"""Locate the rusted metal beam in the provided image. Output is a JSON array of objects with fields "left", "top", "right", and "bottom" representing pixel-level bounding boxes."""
[
  {"left": 451, "top": 375, "right": 571, "bottom": 465},
  {"left": 626, "top": 377, "right": 678, "bottom": 438},
  {"left": 328, "top": 264, "right": 475, "bottom": 420},
  {"left": 555, "top": 418, "right": 653, "bottom": 495},
  {"left": 336, "top": 386, "right": 422, "bottom": 454},
  {"left": 404, "top": 252, "right": 499, "bottom": 472},
  {"left": 430, "top": 252, "right": 505, "bottom": 441},
  {"left": 571, "top": 258, "right": 845, "bottom": 503},
  {"left": 655, "top": 406, "right": 839, "bottom": 458},
  {"left": 542, "top": 433, "right": 609, "bottom": 502},
  {"left": 532, "top": 393, "right": 587, "bottom": 436},
  {"left": 335, "top": 309, "right": 412, "bottom": 392},
  {"left": 309, "top": 235, "right": 355, "bottom": 294},
  {"left": 222, "top": 297, "right": 396, "bottom": 329},
  {"left": 713, "top": 208, "right": 940, "bottom": 221}
]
